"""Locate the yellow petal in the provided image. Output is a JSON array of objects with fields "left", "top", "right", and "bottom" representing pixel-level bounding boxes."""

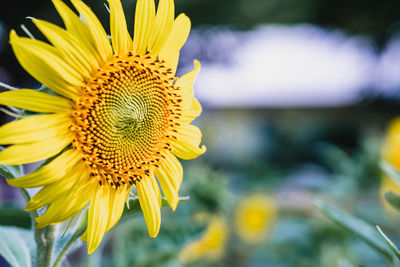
[
  {"left": 150, "top": 174, "right": 162, "bottom": 207},
  {"left": 0, "top": 113, "right": 71, "bottom": 144},
  {"left": 106, "top": 185, "right": 130, "bottom": 231},
  {"left": 181, "top": 98, "right": 202, "bottom": 123},
  {"left": 176, "top": 60, "right": 200, "bottom": 92},
  {"left": 6, "top": 149, "right": 81, "bottom": 188},
  {"left": 155, "top": 151, "right": 182, "bottom": 210},
  {"left": 25, "top": 162, "right": 87, "bottom": 211},
  {"left": 176, "top": 60, "right": 200, "bottom": 109},
  {"left": 33, "top": 19, "right": 98, "bottom": 78},
  {"left": 9, "top": 31, "right": 81, "bottom": 99},
  {"left": 132, "top": 0, "right": 155, "bottom": 54},
  {"left": 137, "top": 176, "right": 161, "bottom": 238},
  {"left": 108, "top": 0, "right": 132, "bottom": 55},
  {"left": 0, "top": 130, "right": 73, "bottom": 165},
  {"left": 35, "top": 171, "right": 95, "bottom": 228},
  {"left": 52, "top": 0, "right": 101, "bottom": 64},
  {"left": 158, "top": 14, "right": 191, "bottom": 74},
  {"left": 148, "top": 0, "right": 174, "bottom": 56},
  {"left": 0, "top": 89, "right": 71, "bottom": 113},
  {"left": 87, "top": 185, "right": 110, "bottom": 254},
  {"left": 71, "top": 0, "right": 112, "bottom": 63},
  {"left": 170, "top": 124, "right": 206, "bottom": 160}
]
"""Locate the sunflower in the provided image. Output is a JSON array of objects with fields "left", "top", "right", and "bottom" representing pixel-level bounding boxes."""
[
  {"left": 234, "top": 194, "right": 277, "bottom": 244},
  {"left": 179, "top": 215, "right": 227, "bottom": 264},
  {"left": 0, "top": 0, "right": 205, "bottom": 254},
  {"left": 380, "top": 118, "right": 400, "bottom": 213}
]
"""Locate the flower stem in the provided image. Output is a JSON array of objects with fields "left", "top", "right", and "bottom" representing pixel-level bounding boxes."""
[
  {"left": 53, "top": 211, "right": 88, "bottom": 267},
  {"left": 35, "top": 225, "right": 56, "bottom": 267},
  {"left": 18, "top": 188, "right": 55, "bottom": 267},
  {"left": 53, "top": 228, "right": 82, "bottom": 267}
]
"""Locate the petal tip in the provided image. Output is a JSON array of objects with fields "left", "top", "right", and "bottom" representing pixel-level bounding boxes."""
[
  {"left": 149, "top": 228, "right": 160, "bottom": 238},
  {"left": 193, "top": 59, "right": 201, "bottom": 70},
  {"left": 9, "top": 30, "right": 17, "bottom": 42},
  {"left": 170, "top": 200, "right": 179, "bottom": 211},
  {"left": 199, "top": 145, "right": 206, "bottom": 155},
  {"left": 24, "top": 204, "right": 35, "bottom": 211}
]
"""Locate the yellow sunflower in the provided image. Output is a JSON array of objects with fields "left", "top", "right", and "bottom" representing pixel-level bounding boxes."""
[
  {"left": 0, "top": 0, "right": 205, "bottom": 254},
  {"left": 234, "top": 193, "right": 277, "bottom": 244},
  {"left": 380, "top": 118, "right": 400, "bottom": 213},
  {"left": 179, "top": 215, "right": 227, "bottom": 264}
]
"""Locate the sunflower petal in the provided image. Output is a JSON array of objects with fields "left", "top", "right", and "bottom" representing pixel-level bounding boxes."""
[
  {"left": 25, "top": 162, "right": 87, "bottom": 211},
  {"left": 52, "top": 0, "right": 100, "bottom": 64},
  {"left": 155, "top": 151, "right": 182, "bottom": 210},
  {"left": 0, "top": 129, "right": 73, "bottom": 165},
  {"left": 170, "top": 124, "right": 206, "bottom": 160},
  {"left": 33, "top": 19, "right": 98, "bottom": 78},
  {"left": 148, "top": 0, "right": 174, "bottom": 56},
  {"left": 71, "top": 0, "right": 112, "bottom": 63},
  {"left": 106, "top": 185, "right": 130, "bottom": 231},
  {"left": 86, "top": 185, "right": 110, "bottom": 254},
  {"left": 132, "top": 0, "right": 155, "bottom": 54},
  {"left": 9, "top": 31, "right": 81, "bottom": 99},
  {"left": 0, "top": 89, "right": 71, "bottom": 113},
  {"left": 157, "top": 150, "right": 183, "bottom": 190},
  {"left": 0, "top": 113, "right": 70, "bottom": 144},
  {"left": 181, "top": 98, "right": 202, "bottom": 123},
  {"left": 137, "top": 176, "right": 161, "bottom": 237},
  {"left": 176, "top": 60, "right": 200, "bottom": 92},
  {"left": 159, "top": 13, "right": 191, "bottom": 74},
  {"left": 176, "top": 60, "right": 200, "bottom": 109},
  {"left": 35, "top": 171, "right": 95, "bottom": 228},
  {"left": 150, "top": 174, "right": 162, "bottom": 207},
  {"left": 108, "top": 0, "right": 132, "bottom": 55},
  {"left": 6, "top": 149, "right": 81, "bottom": 188}
]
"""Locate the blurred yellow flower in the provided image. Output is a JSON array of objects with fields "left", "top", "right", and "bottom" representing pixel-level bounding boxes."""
[
  {"left": 234, "top": 193, "right": 277, "bottom": 244},
  {"left": 380, "top": 118, "right": 400, "bottom": 212},
  {"left": 179, "top": 216, "right": 227, "bottom": 264}
]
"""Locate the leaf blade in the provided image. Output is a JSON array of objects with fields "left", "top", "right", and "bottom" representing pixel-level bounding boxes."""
[
  {"left": 376, "top": 225, "right": 400, "bottom": 260},
  {"left": 0, "top": 226, "right": 32, "bottom": 267},
  {"left": 314, "top": 199, "right": 393, "bottom": 262}
]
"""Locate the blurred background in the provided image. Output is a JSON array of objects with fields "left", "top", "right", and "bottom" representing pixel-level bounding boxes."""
[{"left": 1, "top": 0, "right": 400, "bottom": 266}]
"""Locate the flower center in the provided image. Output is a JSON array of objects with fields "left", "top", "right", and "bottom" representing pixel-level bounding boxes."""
[{"left": 71, "top": 53, "right": 174, "bottom": 187}]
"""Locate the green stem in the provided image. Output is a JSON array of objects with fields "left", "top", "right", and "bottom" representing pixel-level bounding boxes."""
[
  {"left": 19, "top": 188, "right": 55, "bottom": 267},
  {"left": 53, "top": 227, "right": 84, "bottom": 267},
  {"left": 53, "top": 211, "right": 88, "bottom": 267},
  {"left": 35, "top": 225, "right": 56, "bottom": 267}
]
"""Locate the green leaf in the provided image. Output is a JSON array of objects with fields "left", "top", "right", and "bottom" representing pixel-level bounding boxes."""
[
  {"left": 314, "top": 199, "right": 393, "bottom": 262},
  {"left": 384, "top": 191, "right": 400, "bottom": 212},
  {"left": 0, "top": 226, "right": 32, "bottom": 267},
  {"left": 380, "top": 161, "right": 400, "bottom": 187},
  {"left": 377, "top": 225, "right": 400, "bottom": 260},
  {"left": 0, "top": 207, "right": 31, "bottom": 229},
  {"left": 122, "top": 196, "right": 190, "bottom": 217}
]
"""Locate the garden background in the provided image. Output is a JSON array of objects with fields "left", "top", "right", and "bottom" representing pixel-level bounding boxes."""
[{"left": 1, "top": 0, "right": 400, "bottom": 266}]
